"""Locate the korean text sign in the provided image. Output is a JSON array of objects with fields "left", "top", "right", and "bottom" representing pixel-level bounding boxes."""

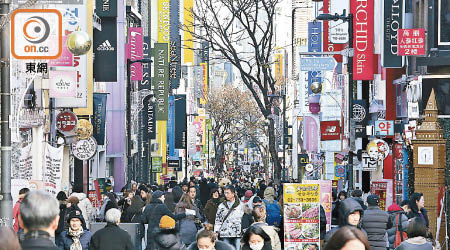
[{"left": 283, "top": 184, "right": 321, "bottom": 249}]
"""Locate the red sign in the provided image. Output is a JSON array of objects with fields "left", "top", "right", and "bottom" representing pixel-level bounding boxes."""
[
  {"left": 351, "top": 0, "right": 374, "bottom": 80},
  {"left": 56, "top": 111, "right": 78, "bottom": 133},
  {"left": 371, "top": 181, "right": 388, "bottom": 211},
  {"left": 398, "top": 29, "right": 425, "bottom": 55},
  {"left": 320, "top": 120, "right": 341, "bottom": 140}
]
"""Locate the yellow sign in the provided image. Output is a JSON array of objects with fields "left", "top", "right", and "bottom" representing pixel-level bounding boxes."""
[
  {"left": 274, "top": 53, "right": 283, "bottom": 85},
  {"left": 158, "top": 0, "right": 170, "bottom": 43},
  {"left": 200, "top": 62, "right": 208, "bottom": 104},
  {"left": 283, "top": 184, "right": 320, "bottom": 204},
  {"left": 183, "top": 0, "right": 194, "bottom": 64},
  {"left": 157, "top": 120, "right": 167, "bottom": 164}
]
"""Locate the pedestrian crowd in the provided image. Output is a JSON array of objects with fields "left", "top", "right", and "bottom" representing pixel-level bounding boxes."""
[{"left": 1, "top": 176, "right": 442, "bottom": 250}]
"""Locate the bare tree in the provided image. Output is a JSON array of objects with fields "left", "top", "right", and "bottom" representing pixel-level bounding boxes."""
[{"left": 186, "top": 0, "right": 283, "bottom": 183}]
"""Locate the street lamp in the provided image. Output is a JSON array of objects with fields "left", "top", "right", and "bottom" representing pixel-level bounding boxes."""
[
  {"left": 126, "top": 58, "right": 152, "bottom": 184},
  {"left": 315, "top": 10, "right": 355, "bottom": 192},
  {"left": 268, "top": 91, "right": 287, "bottom": 182}
]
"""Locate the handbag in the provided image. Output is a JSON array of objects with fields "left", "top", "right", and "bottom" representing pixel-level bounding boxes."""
[{"left": 394, "top": 214, "right": 407, "bottom": 247}]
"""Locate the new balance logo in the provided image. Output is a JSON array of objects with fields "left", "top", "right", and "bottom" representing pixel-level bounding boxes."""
[{"left": 97, "top": 40, "right": 115, "bottom": 51}]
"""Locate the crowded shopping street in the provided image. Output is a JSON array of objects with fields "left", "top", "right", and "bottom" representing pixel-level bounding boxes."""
[{"left": 0, "top": 0, "right": 449, "bottom": 249}]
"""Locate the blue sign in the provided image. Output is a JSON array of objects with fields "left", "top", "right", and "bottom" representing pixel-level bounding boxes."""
[
  {"left": 308, "top": 22, "right": 322, "bottom": 95},
  {"left": 335, "top": 165, "right": 346, "bottom": 178},
  {"left": 374, "top": 120, "right": 394, "bottom": 136},
  {"left": 168, "top": 96, "right": 176, "bottom": 157},
  {"left": 300, "top": 57, "right": 337, "bottom": 71}
]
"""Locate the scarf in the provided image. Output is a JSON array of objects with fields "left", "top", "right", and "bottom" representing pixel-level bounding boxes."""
[{"left": 68, "top": 228, "right": 83, "bottom": 250}]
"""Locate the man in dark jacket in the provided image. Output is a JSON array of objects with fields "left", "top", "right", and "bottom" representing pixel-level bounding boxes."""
[
  {"left": 361, "top": 194, "right": 389, "bottom": 250},
  {"left": 324, "top": 198, "right": 366, "bottom": 245},
  {"left": 351, "top": 189, "right": 367, "bottom": 210},
  {"left": 142, "top": 190, "right": 192, "bottom": 250},
  {"left": 89, "top": 208, "right": 134, "bottom": 250},
  {"left": 19, "top": 190, "right": 60, "bottom": 250}
]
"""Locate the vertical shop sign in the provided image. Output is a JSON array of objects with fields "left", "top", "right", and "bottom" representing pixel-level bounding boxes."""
[
  {"left": 169, "top": 0, "right": 180, "bottom": 89},
  {"left": 168, "top": 96, "right": 176, "bottom": 158},
  {"left": 382, "top": 0, "right": 404, "bottom": 68},
  {"left": 153, "top": 43, "right": 169, "bottom": 120},
  {"left": 92, "top": 93, "right": 107, "bottom": 145},
  {"left": 93, "top": 18, "right": 117, "bottom": 82},
  {"left": 283, "top": 184, "right": 321, "bottom": 250},
  {"left": 329, "top": 0, "right": 349, "bottom": 44},
  {"left": 174, "top": 95, "right": 187, "bottom": 148},
  {"left": 323, "top": 0, "right": 344, "bottom": 62},
  {"left": 44, "top": 144, "right": 64, "bottom": 195},
  {"left": 351, "top": 0, "right": 374, "bottom": 80},
  {"left": 200, "top": 62, "right": 208, "bottom": 105},
  {"left": 128, "top": 27, "right": 143, "bottom": 81},
  {"left": 308, "top": 22, "right": 322, "bottom": 96},
  {"left": 95, "top": 0, "right": 117, "bottom": 17}
]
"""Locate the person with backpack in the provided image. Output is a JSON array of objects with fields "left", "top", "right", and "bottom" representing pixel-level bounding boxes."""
[
  {"left": 262, "top": 187, "right": 282, "bottom": 227},
  {"left": 361, "top": 194, "right": 389, "bottom": 250},
  {"left": 387, "top": 203, "right": 410, "bottom": 249}
]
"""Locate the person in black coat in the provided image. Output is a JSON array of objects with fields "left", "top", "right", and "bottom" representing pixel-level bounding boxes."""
[
  {"left": 154, "top": 215, "right": 187, "bottom": 250},
  {"left": 142, "top": 190, "right": 193, "bottom": 250},
  {"left": 324, "top": 198, "right": 367, "bottom": 246},
  {"left": 103, "top": 192, "right": 118, "bottom": 217},
  {"left": 351, "top": 189, "right": 367, "bottom": 210},
  {"left": 408, "top": 192, "right": 429, "bottom": 228},
  {"left": 361, "top": 194, "right": 389, "bottom": 250},
  {"left": 199, "top": 178, "right": 211, "bottom": 208},
  {"left": 89, "top": 208, "right": 134, "bottom": 250}
]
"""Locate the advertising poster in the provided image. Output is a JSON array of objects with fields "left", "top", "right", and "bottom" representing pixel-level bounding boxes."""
[
  {"left": 304, "top": 180, "right": 332, "bottom": 231},
  {"left": 283, "top": 184, "right": 321, "bottom": 250},
  {"left": 44, "top": 144, "right": 64, "bottom": 196},
  {"left": 370, "top": 179, "right": 393, "bottom": 211}
]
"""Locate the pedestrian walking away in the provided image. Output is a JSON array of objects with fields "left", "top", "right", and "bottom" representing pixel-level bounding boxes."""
[{"left": 361, "top": 194, "right": 389, "bottom": 250}]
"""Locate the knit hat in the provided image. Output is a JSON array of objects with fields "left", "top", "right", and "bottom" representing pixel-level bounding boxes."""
[
  {"left": 367, "top": 194, "right": 379, "bottom": 206},
  {"left": 245, "top": 190, "right": 253, "bottom": 198},
  {"left": 153, "top": 190, "right": 164, "bottom": 200},
  {"left": 388, "top": 203, "right": 402, "bottom": 212},
  {"left": 159, "top": 215, "right": 175, "bottom": 229},
  {"left": 67, "top": 210, "right": 83, "bottom": 223}
]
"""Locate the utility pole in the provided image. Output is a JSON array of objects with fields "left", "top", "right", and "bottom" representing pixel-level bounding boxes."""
[{"left": 0, "top": 0, "right": 13, "bottom": 226}]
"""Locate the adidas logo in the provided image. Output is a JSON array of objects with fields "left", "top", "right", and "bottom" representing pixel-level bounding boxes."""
[{"left": 97, "top": 40, "right": 115, "bottom": 51}]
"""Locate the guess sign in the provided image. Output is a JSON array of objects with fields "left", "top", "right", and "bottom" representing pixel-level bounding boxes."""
[
  {"left": 56, "top": 111, "right": 78, "bottom": 133},
  {"left": 351, "top": 0, "right": 374, "bottom": 80},
  {"left": 398, "top": 29, "right": 425, "bottom": 55}
]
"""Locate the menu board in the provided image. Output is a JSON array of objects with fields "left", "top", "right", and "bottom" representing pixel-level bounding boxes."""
[
  {"left": 304, "top": 180, "right": 332, "bottom": 231},
  {"left": 284, "top": 184, "right": 321, "bottom": 250}
]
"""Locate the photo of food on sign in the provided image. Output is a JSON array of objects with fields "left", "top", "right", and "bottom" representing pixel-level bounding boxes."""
[
  {"left": 302, "top": 243, "right": 319, "bottom": 250},
  {"left": 285, "top": 222, "right": 320, "bottom": 240},
  {"left": 301, "top": 203, "right": 319, "bottom": 220},
  {"left": 302, "top": 223, "right": 320, "bottom": 239},
  {"left": 285, "top": 204, "right": 302, "bottom": 219},
  {"left": 285, "top": 223, "right": 302, "bottom": 239}
]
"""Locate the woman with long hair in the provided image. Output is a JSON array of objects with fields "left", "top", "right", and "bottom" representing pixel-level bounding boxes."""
[
  {"left": 204, "top": 188, "right": 221, "bottom": 226},
  {"left": 408, "top": 193, "right": 429, "bottom": 228},
  {"left": 394, "top": 218, "right": 433, "bottom": 250},
  {"left": 241, "top": 225, "right": 272, "bottom": 250},
  {"left": 176, "top": 192, "right": 202, "bottom": 246},
  {"left": 324, "top": 226, "right": 370, "bottom": 250}
]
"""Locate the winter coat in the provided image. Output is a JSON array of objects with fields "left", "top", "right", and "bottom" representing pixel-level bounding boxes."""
[
  {"left": 187, "top": 240, "right": 234, "bottom": 250},
  {"left": 387, "top": 211, "right": 409, "bottom": 249},
  {"left": 128, "top": 195, "right": 146, "bottom": 239},
  {"left": 89, "top": 223, "right": 134, "bottom": 250},
  {"left": 252, "top": 222, "right": 282, "bottom": 250},
  {"left": 21, "top": 230, "right": 59, "bottom": 250},
  {"left": 324, "top": 198, "right": 366, "bottom": 245},
  {"left": 117, "top": 197, "right": 132, "bottom": 223},
  {"left": 176, "top": 201, "right": 201, "bottom": 245},
  {"left": 241, "top": 204, "right": 254, "bottom": 232},
  {"left": 153, "top": 229, "right": 187, "bottom": 250},
  {"left": 142, "top": 197, "right": 186, "bottom": 246},
  {"left": 199, "top": 182, "right": 211, "bottom": 207},
  {"left": 394, "top": 236, "right": 433, "bottom": 250},
  {"left": 214, "top": 198, "right": 244, "bottom": 238},
  {"left": 263, "top": 187, "right": 276, "bottom": 201},
  {"left": 60, "top": 229, "right": 92, "bottom": 250},
  {"left": 204, "top": 198, "right": 220, "bottom": 225},
  {"left": 362, "top": 205, "right": 389, "bottom": 250},
  {"left": 172, "top": 186, "right": 183, "bottom": 204},
  {"left": 408, "top": 207, "right": 429, "bottom": 228},
  {"left": 13, "top": 199, "right": 22, "bottom": 232},
  {"left": 56, "top": 203, "right": 68, "bottom": 235},
  {"left": 63, "top": 204, "right": 87, "bottom": 231},
  {"left": 71, "top": 192, "right": 93, "bottom": 228}
]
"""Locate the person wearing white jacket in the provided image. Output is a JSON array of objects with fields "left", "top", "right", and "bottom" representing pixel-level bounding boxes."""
[{"left": 71, "top": 186, "right": 93, "bottom": 229}]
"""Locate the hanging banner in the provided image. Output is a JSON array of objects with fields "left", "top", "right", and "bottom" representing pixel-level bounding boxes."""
[
  {"left": 157, "top": 120, "right": 168, "bottom": 164},
  {"left": 200, "top": 62, "right": 208, "bottom": 105},
  {"left": 128, "top": 27, "right": 143, "bottom": 81},
  {"left": 168, "top": 96, "right": 176, "bottom": 157},
  {"left": 304, "top": 180, "right": 332, "bottom": 231},
  {"left": 274, "top": 53, "right": 284, "bottom": 85},
  {"left": 308, "top": 22, "right": 322, "bottom": 98},
  {"left": 14, "top": 145, "right": 33, "bottom": 180},
  {"left": 370, "top": 180, "right": 394, "bottom": 211},
  {"left": 329, "top": 0, "right": 349, "bottom": 44},
  {"left": 183, "top": 0, "right": 194, "bottom": 63},
  {"left": 169, "top": 0, "right": 181, "bottom": 89},
  {"left": 93, "top": 18, "right": 117, "bottom": 82},
  {"left": 382, "top": 0, "right": 404, "bottom": 68},
  {"left": 174, "top": 95, "right": 186, "bottom": 148},
  {"left": 49, "top": 70, "right": 78, "bottom": 98},
  {"left": 351, "top": 0, "right": 374, "bottom": 80},
  {"left": 92, "top": 93, "right": 107, "bottom": 145},
  {"left": 152, "top": 156, "right": 163, "bottom": 173},
  {"left": 153, "top": 43, "right": 169, "bottom": 120},
  {"left": 158, "top": 0, "right": 170, "bottom": 43},
  {"left": 283, "top": 184, "right": 321, "bottom": 250},
  {"left": 304, "top": 115, "right": 319, "bottom": 153},
  {"left": 323, "top": 0, "right": 344, "bottom": 62},
  {"left": 44, "top": 144, "right": 64, "bottom": 195}
]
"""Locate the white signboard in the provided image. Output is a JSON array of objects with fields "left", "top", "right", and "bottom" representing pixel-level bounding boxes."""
[
  {"left": 329, "top": 0, "right": 349, "bottom": 44},
  {"left": 14, "top": 145, "right": 33, "bottom": 180},
  {"left": 49, "top": 70, "right": 77, "bottom": 97},
  {"left": 72, "top": 136, "right": 97, "bottom": 160},
  {"left": 44, "top": 144, "right": 64, "bottom": 195}
]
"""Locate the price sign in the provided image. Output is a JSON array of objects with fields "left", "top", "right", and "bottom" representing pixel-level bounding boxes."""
[{"left": 56, "top": 111, "right": 78, "bottom": 133}]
